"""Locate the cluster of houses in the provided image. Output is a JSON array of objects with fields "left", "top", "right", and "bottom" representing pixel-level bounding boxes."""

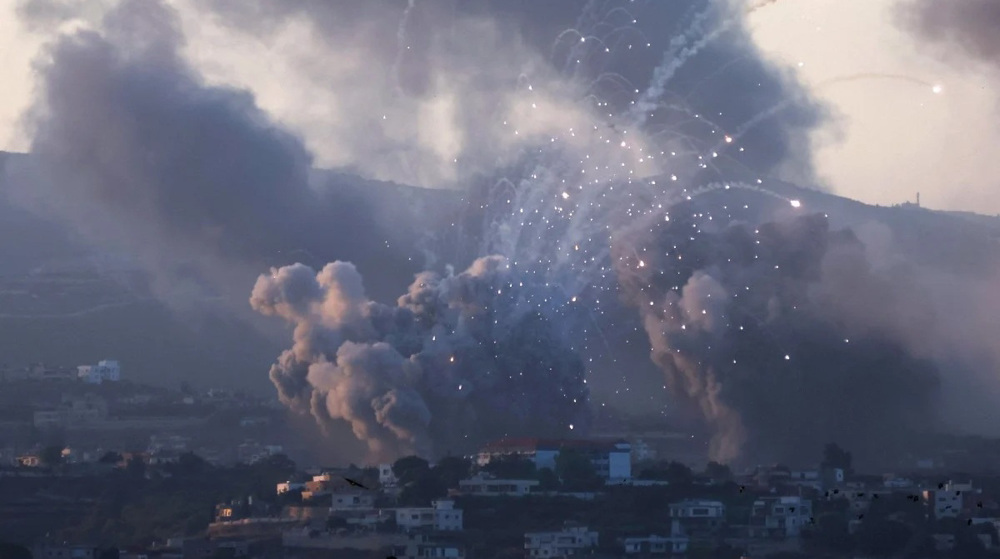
[{"left": 0, "top": 359, "right": 121, "bottom": 383}]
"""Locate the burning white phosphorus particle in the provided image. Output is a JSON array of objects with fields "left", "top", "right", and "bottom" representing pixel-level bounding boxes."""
[
  {"left": 932, "top": 84, "right": 943, "bottom": 94},
  {"left": 789, "top": 199, "right": 801, "bottom": 208}
]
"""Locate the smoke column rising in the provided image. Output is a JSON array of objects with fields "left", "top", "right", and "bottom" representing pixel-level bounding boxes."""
[{"left": 250, "top": 256, "right": 590, "bottom": 461}]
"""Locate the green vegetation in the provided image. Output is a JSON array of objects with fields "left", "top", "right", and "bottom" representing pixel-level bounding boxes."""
[{"left": 59, "top": 453, "right": 296, "bottom": 547}]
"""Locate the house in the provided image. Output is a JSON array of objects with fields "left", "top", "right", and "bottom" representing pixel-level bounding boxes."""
[
  {"left": 33, "top": 394, "right": 109, "bottom": 430},
  {"left": 458, "top": 473, "right": 540, "bottom": 496},
  {"left": 749, "top": 496, "right": 813, "bottom": 539},
  {"left": 668, "top": 500, "right": 725, "bottom": 540},
  {"left": 391, "top": 533, "right": 465, "bottom": 559},
  {"left": 923, "top": 480, "right": 979, "bottom": 520},
  {"left": 379, "top": 463, "right": 399, "bottom": 487},
  {"left": 331, "top": 491, "right": 375, "bottom": 511},
  {"left": 77, "top": 360, "right": 121, "bottom": 384},
  {"left": 32, "top": 544, "right": 104, "bottom": 559},
  {"left": 524, "top": 524, "right": 598, "bottom": 558},
  {"left": 622, "top": 534, "right": 689, "bottom": 555},
  {"left": 236, "top": 441, "right": 282, "bottom": 464},
  {"left": 395, "top": 500, "right": 464, "bottom": 532},
  {"left": 478, "top": 437, "right": 631, "bottom": 482}
]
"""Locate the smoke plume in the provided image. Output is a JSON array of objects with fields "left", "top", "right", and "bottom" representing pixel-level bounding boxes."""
[
  {"left": 250, "top": 256, "right": 590, "bottom": 461},
  {"left": 9, "top": 0, "right": 424, "bottom": 313},
  {"left": 613, "top": 207, "right": 943, "bottom": 465},
  {"left": 896, "top": 0, "right": 1000, "bottom": 71}
]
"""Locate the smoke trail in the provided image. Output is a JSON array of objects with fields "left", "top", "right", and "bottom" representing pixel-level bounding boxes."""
[{"left": 392, "top": 0, "right": 417, "bottom": 94}]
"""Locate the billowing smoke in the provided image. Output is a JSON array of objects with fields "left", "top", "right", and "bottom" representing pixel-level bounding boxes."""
[
  {"left": 250, "top": 256, "right": 590, "bottom": 461},
  {"left": 613, "top": 208, "right": 943, "bottom": 465},
  {"left": 9, "top": 0, "right": 426, "bottom": 313},
  {"left": 896, "top": 0, "right": 1000, "bottom": 70}
]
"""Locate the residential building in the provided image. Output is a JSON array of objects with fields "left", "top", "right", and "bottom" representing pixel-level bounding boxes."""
[
  {"left": 478, "top": 437, "right": 632, "bottom": 482},
  {"left": 379, "top": 463, "right": 399, "bottom": 487},
  {"left": 32, "top": 394, "right": 108, "bottom": 430},
  {"left": 524, "top": 524, "right": 598, "bottom": 558},
  {"left": 395, "top": 500, "right": 463, "bottom": 532},
  {"left": 77, "top": 360, "right": 121, "bottom": 384},
  {"left": 236, "top": 440, "right": 282, "bottom": 464},
  {"left": 391, "top": 533, "right": 465, "bottom": 559},
  {"left": 923, "top": 480, "right": 979, "bottom": 520},
  {"left": 668, "top": 500, "right": 725, "bottom": 540},
  {"left": 622, "top": 534, "right": 689, "bottom": 556},
  {"left": 458, "top": 473, "right": 540, "bottom": 496},
  {"left": 32, "top": 544, "right": 103, "bottom": 559},
  {"left": 749, "top": 496, "right": 813, "bottom": 539},
  {"left": 331, "top": 491, "right": 375, "bottom": 511}
]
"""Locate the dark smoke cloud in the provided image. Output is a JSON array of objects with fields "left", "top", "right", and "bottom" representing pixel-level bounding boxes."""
[
  {"left": 613, "top": 209, "right": 943, "bottom": 465},
  {"left": 199, "top": 0, "right": 823, "bottom": 188},
  {"left": 11, "top": 0, "right": 426, "bottom": 312},
  {"left": 250, "top": 256, "right": 590, "bottom": 462},
  {"left": 896, "top": 0, "right": 1000, "bottom": 70},
  {"left": 10, "top": 0, "right": 835, "bottom": 462}
]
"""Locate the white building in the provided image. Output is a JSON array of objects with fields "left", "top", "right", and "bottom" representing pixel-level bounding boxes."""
[
  {"left": 77, "top": 360, "right": 121, "bottom": 384},
  {"left": 750, "top": 496, "right": 813, "bottom": 539},
  {"left": 477, "top": 438, "right": 631, "bottom": 482},
  {"left": 391, "top": 534, "right": 465, "bottom": 559},
  {"left": 668, "top": 499, "right": 726, "bottom": 540},
  {"left": 458, "top": 474, "right": 539, "bottom": 496},
  {"left": 669, "top": 499, "right": 726, "bottom": 520},
  {"left": 923, "top": 481, "right": 977, "bottom": 520},
  {"left": 524, "top": 525, "right": 598, "bottom": 558},
  {"left": 379, "top": 463, "right": 399, "bottom": 487},
  {"left": 331, "top": 491, "right": 375, "bottom": 511},
  {"left": 395, "top": 500, "right": 463, "bottom": 532}
]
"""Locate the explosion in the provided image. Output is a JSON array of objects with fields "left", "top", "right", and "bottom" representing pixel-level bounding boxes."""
[
  {"left": 14, "top": 0, "right": 995, "bottom": 467},
  {"left": 250, "top": 256, "right": 589, "bottom": 461}
]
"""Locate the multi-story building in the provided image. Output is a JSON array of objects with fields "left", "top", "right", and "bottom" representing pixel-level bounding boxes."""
[
  {"left": 749, "top": 496, "right": 813, "bottom": 539},
  {"left": 379, "top": 463, "right": 399, "bottom": 487},
  {"left": 331, "top": 491, "right": 376, "bottom": 511},
  {"left": 668, "top": 499, "right": 726, "bottom": 540},
  {"left": 458, "top": 474, "right": 540, "bottom": 496},
  {"left": 477, "top": 438, "right": 631, "bottom": 482},
  {"left": 77, "top": 360, "right": 121, "bottom": 384},
  {"left": 524, "top": 524, "right": 598, "bottom": 558},
  {"left": 391, "top": 533, "right": 465, "bottom": 559},
  {"left": 923, "top": 481, "right": 979, "bottom": 520},
  {"left": 395, "top": 500, "right": 463, "bottom": 532}
]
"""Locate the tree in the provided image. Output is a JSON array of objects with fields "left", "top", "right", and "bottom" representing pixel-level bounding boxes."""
[
  {"left": 537, "top": 467, "right": 560, "bottom": 491},
  {"left": 821, "top": 443, "right": 853, "bottom": 474},
  {"left": 126, "top": 456, "right": 146, "bottom": 478},
  {"left": 398, "top": 469, "right": 448, "bottom": 506},
  {"left": 703, "top": 461, "right": 732, "bottom": 482},
  {"left": 39, "top": 445, "right": 65, "bottom": 467},
  {"left": 433, "top": 456, "right": 471, "bottom": 488},
  {"left": 0, "top": 542, "right": 32, "bottom": 559},
  {"left": 803, "top": 512, "right": 852, "bottom": 554},
  {"left": 393, "top": 456, "right": 430, "bottom": 486},
  {"left": 482, "top": 455, "right": 537, "bottom": 480},
  {"left": 853, "top": 518, "right": 911, "bottom": 557},
  {"left": 99, "top": 451, "right": 123, "bottom": 464},
  {"left": 171, "top": 452, "right": 210, "bottom": 477},
  {"left": 555, "top": 449, "right": 602, "bottom": 491}
]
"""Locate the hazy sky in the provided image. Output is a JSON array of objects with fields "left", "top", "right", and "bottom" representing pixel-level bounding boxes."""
[{"left": 1, "top": 0, "right": 997, "bottom": 213}]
